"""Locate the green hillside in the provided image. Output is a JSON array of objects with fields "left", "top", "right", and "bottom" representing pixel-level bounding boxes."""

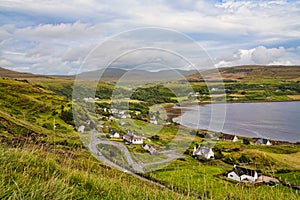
[
  {"left": 187, "top": 65, "right": 300, "bottom": 82},
  {"left": 0, "top": 78, "right": 183, "bottom": 199},
  {"left": 0, "top": 66, "right": 299, "bottom": 199},
  {"left": 185, "top": 65, "right": 300, "bottom": 102}
]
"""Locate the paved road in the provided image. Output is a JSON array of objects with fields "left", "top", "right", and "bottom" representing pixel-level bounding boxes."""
[
  {"left": 88, "top": 130, "right": 170, "bottom": 189},
  {"left": 89, "top": 130, "right": 185, "bottom": 172},
  {"left": 88, "top": 129, "right": 186, "bottom": 190},
  {"left": 89, "top": 130, "right": 144, "bottom": 172}
]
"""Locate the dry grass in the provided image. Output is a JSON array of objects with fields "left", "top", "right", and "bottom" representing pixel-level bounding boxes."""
[
  {"left": 266, "top": 152, "right": 300, "bottom": 169},
  {"left": 287, "top": 95, "right": 300, "bottom": 100}
]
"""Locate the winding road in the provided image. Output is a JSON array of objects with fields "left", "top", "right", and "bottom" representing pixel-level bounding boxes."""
[{"left": 88, "top": 129, "right": 184, "bottom": 173}]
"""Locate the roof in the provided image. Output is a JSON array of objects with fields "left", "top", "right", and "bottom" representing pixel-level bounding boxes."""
[
  {"left": 221, "top": 133, "right": 237, "bottom": 140},
  {"left": 255, "top": 138, "right": 270, "bottom": 144},
  {"left": 194, "top": 145, "right": 213, "bottom": 156},
  {"left": 142, "top": 143, "right": 157, "bottom": 153},
  {"left": 110, "top": 130, "right": 119, "bottom": 136},
  {"left": 233, "top": 166, "right": 257, "bottom": 177},
  {"left": 124, "top": 132, "right": 142, "bottom": 141}
]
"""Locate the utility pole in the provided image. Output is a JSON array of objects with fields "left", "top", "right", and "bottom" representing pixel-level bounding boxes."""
[{"left": 53, "top": 118, "right": 56, "bottom": 150}]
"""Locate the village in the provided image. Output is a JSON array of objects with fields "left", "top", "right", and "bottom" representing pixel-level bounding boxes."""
[{"left": 76, "top": 103, "right": 296, "bottom": 189}]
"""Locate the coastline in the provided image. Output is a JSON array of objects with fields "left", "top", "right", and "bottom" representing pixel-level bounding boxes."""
[{"left": 164, "top": 101, "right": 300, "bottom": 144}]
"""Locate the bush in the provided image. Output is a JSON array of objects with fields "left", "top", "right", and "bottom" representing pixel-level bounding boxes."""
[
  {"left": 276, "top": 169, "right": 292, "bottom": 173},
  {"left": 60, "top": 109, "right": 74, "bottom": 125},
  {"left": 223, "top": 155, "right": 237, "bottom": 165},
  {"left": 238, "top": 154, "right": 251, "bottom": 164},
  {"left": 243, "top": 138, "right": 250, "bottom": 145},
  {"left": 213, "top": 147, "right": 224, "bottom": 159},
  {"left": 150, "top": 135, "right": 160, "bottom": 141}
]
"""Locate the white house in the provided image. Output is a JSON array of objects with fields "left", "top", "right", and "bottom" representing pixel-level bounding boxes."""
[
  {"left": 77, "top": 125, "right": 85, "bottom": 133},
  {"left": 150, "top": 119, "right": 158, "bottom": 125},
  {"left": 123, "top": 132, "right": 143, "bottom": 144},
  {"left": 193, "top": 145, "right": 214, "bottom": 159},
  {"left": 109, "top": 130, "right": 120, "bottom": 138},
  {"left": 220, "top": 133, "right": 239, "bottom": 142},
  {"left": 254, "top": 138, "right": 272, "bottom": 146},
  {"left": 120, "top": 114, "right": 127, "bottom": 119},
  {"left": 227, "top": 165, "right": 258, "bottom": 183},
  {"left": 108, "top": 115, "right": 115, "bottom": 121},
  {"left": 119, "top": 121, "right": 126, "bottom": 126},
  {"left": 142, "top": 143, "right": 157, "bottom": 155}
]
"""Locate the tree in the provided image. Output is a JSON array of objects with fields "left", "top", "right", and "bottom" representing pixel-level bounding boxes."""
[
  {"left": 243, "top": 138, "right": 250, "bottom": 145},
  {"left": 150, "top": 135, "right": 160, "bottom": 141}
]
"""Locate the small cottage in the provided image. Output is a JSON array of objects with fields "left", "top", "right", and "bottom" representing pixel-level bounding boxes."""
[
  {"left": 142, "top": 143, "right": 157, "bottom": 155},
  {"left": 220, "top": 133, "right": 239, "bottom": 142},
  {"left": 77, "top": 125, "right": 85, "bottom": 133},
  {"left": 123, "top": 132, "right": 143, "bottom": 144},
  {"left": 150, "top": 119, "right": 158, "bottom": 125},
  {"left": 119, "top": 121, "right": 126, "bottom": 126},
  {"left": 254, "top": 138, "right": 272, "bottom": 146},
  {"left": 227, "top": 165, "right": 258, "bottom": 183},
  {"left": 108, "top": 115, "right": 115, "bottom": 121},
  {"left": 109, "top": 130, "right": 120, "bottom": 138},
  {"left": 193, "top": 145, "right": 214, "bottom": 159}
]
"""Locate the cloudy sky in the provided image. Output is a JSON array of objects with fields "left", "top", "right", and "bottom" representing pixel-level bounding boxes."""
[{"left": 0, "top": 0, "right": 299, "bottom": 75}]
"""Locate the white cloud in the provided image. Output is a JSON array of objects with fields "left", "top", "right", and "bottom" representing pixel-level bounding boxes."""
[
  {"left": 0, "top": 0, "right": 299, "bottom": 74},
  {"left": 251, "top": 46, "right": 285, "bottom": 64},
  {"left": 0, "top": 59, "right": 13, "bottom": 67},
  {"left": 15, "top": 22, "right": 104, "bottom": 41},
  {"left": 215, "top": 45, "right": 300, "bottom": 68}
]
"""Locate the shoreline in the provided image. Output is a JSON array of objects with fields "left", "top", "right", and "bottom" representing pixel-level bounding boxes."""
[
  {"left": 184, "top": 99, "right": 300, "bottom": 106},
  {"left": 164, "top": 101, "right": 300, "bottom": 144}
]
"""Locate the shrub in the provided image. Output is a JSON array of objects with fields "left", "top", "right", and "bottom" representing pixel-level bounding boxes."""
[{"left": 238, "top": 154, "right": 251, "bottom": 164}]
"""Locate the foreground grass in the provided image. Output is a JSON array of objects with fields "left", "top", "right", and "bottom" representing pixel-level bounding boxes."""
[
  {"left": 145, "top": 157, "right": 300, "bottom": 200},
  {"left": 0, "top": 144, "right": 185, "bottom": 199},
  {"left": 0, "top": 67, "right": 299, "bottom": 199}
]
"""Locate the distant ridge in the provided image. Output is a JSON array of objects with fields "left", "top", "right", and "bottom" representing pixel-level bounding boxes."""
[
  {"left": 186, "top": 65, "right": 300, "bottom": 82},
  {"left": 2, "top": 65, "right": 300, "bottom": 83},
  {"left": 0, "top": 67, "right": 52, "bottom": 79},
  {"left": 73, "top": 68, "right": 198, "bottom": 82}
]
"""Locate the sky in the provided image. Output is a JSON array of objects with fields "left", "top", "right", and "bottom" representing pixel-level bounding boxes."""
[{"left": 0, "top": 0, "right": 299, "bottom": 75}]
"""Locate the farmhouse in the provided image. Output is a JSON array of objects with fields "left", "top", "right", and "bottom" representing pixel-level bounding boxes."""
[
  {"left": 220, "top": 133, "right": 239, "bottom": 142},
  {"left": 254, "top": 138, "right": 272, "bottom": 146},
  {"left": 227, "top": 165, "right": 258, "bottom": 183},
  {"left": 142, "top": 143, "right": 157, "bottom": 155},
  {"left": 119, "top": 121, "right": 126, "bottom": 126},
  {"left": 108, "top": 115, "right": 115, "bottom": 121},
  {"left": 150, "top": 119, "right": 158, "bottom": 125},
  {"left": 193, "top": 145, "right": 214, "bottom": 159},
  {"left": 77, "top": 125, "right": 85, "bottom": 133},
  {"left": 123, "top": 132, "right": 143, "bottom": 144},
  {"left": 109, "top": 130, "right": 120, "bottom": 138}
]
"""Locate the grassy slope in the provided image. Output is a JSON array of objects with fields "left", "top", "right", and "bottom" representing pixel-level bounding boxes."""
[
  {"left": 0, "top": 78, "right": 184, "bottom": 199},
  {"left": 0, "top": 66, "right": 300, "bottom": 199},
  {"left": 187, "top": 65, "right": 300, "bottom": 82},
  {"left": 183, "top": 65, "right": 300, "bottom": 103}
]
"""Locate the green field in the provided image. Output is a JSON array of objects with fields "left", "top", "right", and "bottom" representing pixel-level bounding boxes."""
[{"left": 0, "top": 65, "right": 299, "bottom": 199}]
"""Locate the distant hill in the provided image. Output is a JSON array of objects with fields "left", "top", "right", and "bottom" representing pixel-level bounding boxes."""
[
  {"left": 0, "top": 67, "right": 53, "bottom": 79},
  {"left": 0, "top": 66, "right": 197, "bottom": 82},
  {"left": 186, "top": 65, "right": 300, "bottom": 82},
  {"left": 2, "top": 65, "right": 300, "bottom": 83},
  {"left": 75, "top": 68, "right": 198, "bottom": 82}
]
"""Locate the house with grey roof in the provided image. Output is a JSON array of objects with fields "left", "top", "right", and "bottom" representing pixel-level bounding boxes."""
[
  {"left": 123, "top": 132, "right": 143, "bottom": 145},
  {"left": 142, "top": 143, "right": 157, "bottom": 155},
  {"left": 193, "top": 145, "right": 214, "bottom": 159},
  {"left": 227, "top": 165, "right": 258, "bottom": 183},
  {"left": 220, "top": 133, "right": 238, "bottom": 142},
  {"left": 254, "top": 138, "right": 272, "bottom": 146}
]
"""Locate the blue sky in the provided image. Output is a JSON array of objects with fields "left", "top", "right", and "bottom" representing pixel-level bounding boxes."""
[{"left": 0, "top": 0, "right": 299, "bottom": 75}]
